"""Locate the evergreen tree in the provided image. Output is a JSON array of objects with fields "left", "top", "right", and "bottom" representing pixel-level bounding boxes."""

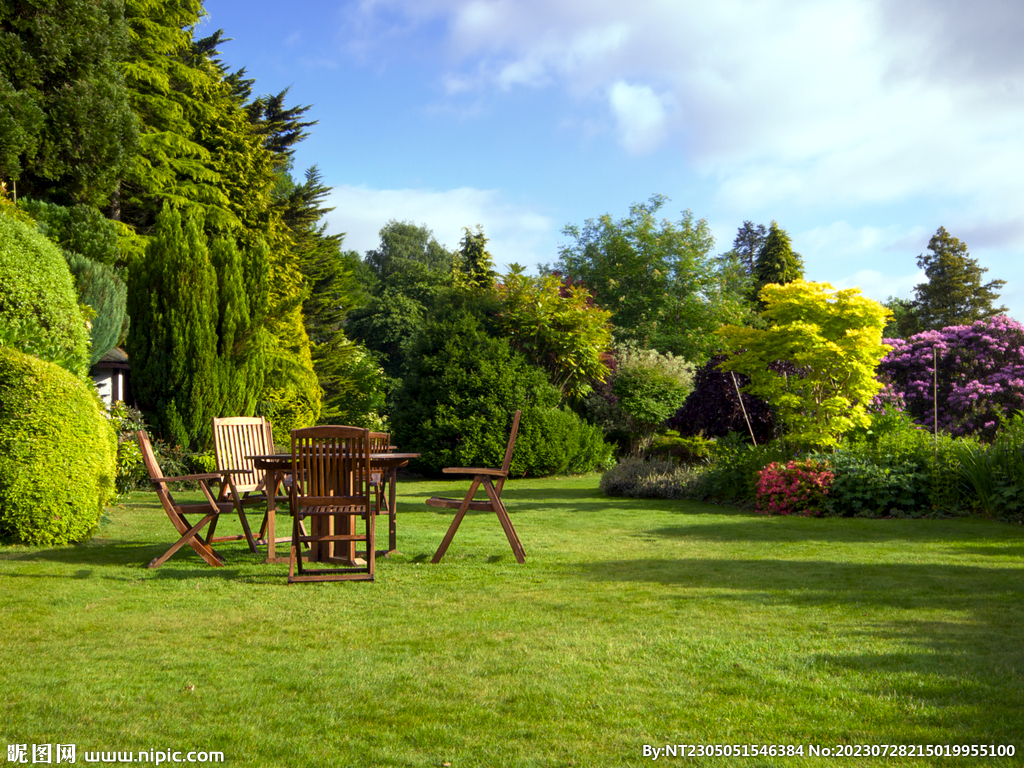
[
  {"left": 752, "top": 221, "right": 804, "bottom": 300},
  {"left": 127, "top": 205, "right": 218, "bottom": 449},
  {"left": 732, "top": 220, "right": 767, "bottom": 274},
  {"left": 457, "top": 225, "right": 497, "bottom": 289},
  {"left": 209, "top": 235, "right": 267, "bottom": 418},
  {"left": 911, "top": 226, "right": 1007, "bottom": 330},
  {"left": 0, "top": 0, "right": 138, "bottom": 206}
]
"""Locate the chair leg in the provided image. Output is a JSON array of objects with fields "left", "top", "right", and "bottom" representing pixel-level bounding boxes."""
[
  {"left": 483, "top": 479, "right": 525, "bottom": 563},
  {"left": 431, "top": 477, "right": 481, "bottom": 563},
  {"left": 149, "top": 513, "right": 222, "bottom": 568}
]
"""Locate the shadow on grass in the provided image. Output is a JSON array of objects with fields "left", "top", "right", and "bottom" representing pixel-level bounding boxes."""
[
  {"left": 646, "top": 517, "right": 1024, "bottom": 546},
  {"left": 575, "top": 556, "right": 1024, "bottom": 612},
  {"left": 576, "top": 555, "right": 1024, "bottom": 744}
]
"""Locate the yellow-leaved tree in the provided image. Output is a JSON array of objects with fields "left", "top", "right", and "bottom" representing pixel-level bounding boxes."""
[{"left": 716, "top": 281, "right": 891, "bottom": 450}]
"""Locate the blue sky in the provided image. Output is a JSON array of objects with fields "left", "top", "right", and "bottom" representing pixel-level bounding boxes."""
[{"left": 206, "top": 0, "right": 1024, "bottom": 319}]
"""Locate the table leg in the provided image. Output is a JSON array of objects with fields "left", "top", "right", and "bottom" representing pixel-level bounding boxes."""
[{"left": 388, "top": 465, "right": 398, "bottom": 553}]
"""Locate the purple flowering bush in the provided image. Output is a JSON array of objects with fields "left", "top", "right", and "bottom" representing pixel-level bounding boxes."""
[
  {"left": 878, "top": 316, "right": 1024, "bottom": 441},
  {"left": 755, "top": 459, "right": 834, "bottom": 516}
]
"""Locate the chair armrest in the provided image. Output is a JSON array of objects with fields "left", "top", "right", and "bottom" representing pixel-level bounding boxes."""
[
  {"left": 151, "top": 472, "right": 228, "bottom": 484},
  {"left": 441, "top": 467, "right": 507, "bottom": 477}
]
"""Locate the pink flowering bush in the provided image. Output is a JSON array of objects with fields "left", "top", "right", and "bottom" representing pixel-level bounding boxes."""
[
  {"left": 878, "top": 316, "right": 1024, "bottom": 441},
  {"left": 756, "top": 459, "right": 834, "bottom": 516}
]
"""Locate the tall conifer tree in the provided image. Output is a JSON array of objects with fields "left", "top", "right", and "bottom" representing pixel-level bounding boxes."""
[{"left": 911, "top": 226, "right": 1007, "bottom": 330}]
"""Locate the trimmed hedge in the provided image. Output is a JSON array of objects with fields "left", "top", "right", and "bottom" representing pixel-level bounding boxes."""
[
  {"left": 0, "top": 347, "right": 116, "bottom": 544},
  {"left": 0, "top": 206, "right": 89, "bottom": 377}
]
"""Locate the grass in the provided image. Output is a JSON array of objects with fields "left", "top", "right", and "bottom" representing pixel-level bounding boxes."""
[{"left": 2, "top": 474, "right": 1023, "bottom": 766}]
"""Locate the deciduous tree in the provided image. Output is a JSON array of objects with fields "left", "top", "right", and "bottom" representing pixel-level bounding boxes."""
[
  {"left": 718, "top": 281, "right": 890, "bottom": 450},
  {"left": 551, "top": 195, "right": 752, "bottom": 363}
]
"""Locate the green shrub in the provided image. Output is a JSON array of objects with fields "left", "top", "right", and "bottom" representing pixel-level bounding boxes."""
[
  {"left": 0, "top": 347, "right": 116, "bottom": 544},
  {"left": 513, "top": 405, "right": 614, "bottom": 476},
  {"left": 821, "top": 452, "right": 928, "bottom": 517},
  {"left": 392, "top": 306, "right": 562, "bottom": 477},
  {"left": 691, "top": 433, "right": 790, "bottom": 503},
  {"left": 19, "top": 199, "right": 122, "bottom": 266},
  {"left": 65, "top": 251, "right": 127, "bottom": 366},
  {"left": 648, "top": 431, "right": 715, "bottom": 465},
  {"left": 823, "top": 410, "right": 971, "bottom": 517},
  {"left": 0, "top": 207, "right": 89, "bottom": 377},
  {"left": 600, "top": 457, "right": 702, "bottom": 499},
  {"left": 957, "top": 413, "right": 1024, "bottom": 522}
]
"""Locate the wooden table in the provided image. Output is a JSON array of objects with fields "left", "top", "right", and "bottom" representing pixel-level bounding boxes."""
[{"left": 248, "top": 451, "right": 419, "bottom": 564}]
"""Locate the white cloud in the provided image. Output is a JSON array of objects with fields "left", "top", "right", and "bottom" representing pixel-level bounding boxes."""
[
  {"left": 607, "top": 81, "right": 671, "bottom": 155},
  {"left": 323, "top": 185, "right": 556, "bottom": 271},
  {"left": 351, "top": 0, "right": 1024, "bottom": 227}
]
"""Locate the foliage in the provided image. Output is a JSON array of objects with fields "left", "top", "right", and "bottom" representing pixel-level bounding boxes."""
[
  {"left": 689, "top": 433, "right": 791, "bottom": 503},
  {"left": 910, "top": 226, "right": 1007, "bottom": 331},
  {"left": 668, "top": 353, "right": 782, "bottom": 444},
  {"left": 455, "top": 225, "right": 496, "bottom": 289},
  {"left": 718, "top": 281, "right": 891, "bottom": 450},
  {"left": 752, "top": 221, "right": 804, "bottom": 301},
  {"left": 312, "top": 333, "right": 388, "bottom": 431},
  {"left": 956, "top": 413, "right": 1024, "bottom": 522},
  {"left": 882, "top": 295, "right": 917, "bottom": 339},
  {"left": 647, "top": 431, "right": 716, "bottom": 466},
  {"left": 611, "top": 346, "right": 693, "bottom": 455},
  {"left": 127, "top": 205, "right": 268, "bottom": 449},
  {"left": 816, "top": 409, "right": 969, "bottom": 518},
  {"left": 730, "top": 220, "right": 767, "bottom": 275},
  {"left": 390, "top": 306, "right": 565, "bottom": 477},
  {"left": 0, "top": 347, "right": 116, "bottom": 544},
  {"left": 550, "top": 195, "right": 753, "bottom": 362},
  {"left": 127, "top": 205, "right": 218, "bottom": 449},
  {"left": 364, "top": 219, "right": 455, "bottom": 286},
  {"left": 0, "top": 206, "right": 89, "bottom": 377},
  {"left": 346, "top": 290, "right": 426, "bottom": 380},
  {"left": 512, "top": 405, "right": 613, "bottom": 476},
  {"left": 495, "top": 265, "right": 613, "bottom": 399},
  {"left": 755, "top": 459, "right": 833, "bottom": 516},
  {"left": 0, "top": 0, "right": 138, "bottom": 206},
  {"left": 209, "top": 234, "right": 268, "bottom": 418},
  {"left": 19, "top": 199, "right": 122, "bottom": 266},
  {"left": 878, "top": 315, "right": 1024, "bottom": 441},
  {"left": 64, "top": 251, "right": 127, "bottom": 366},
  {"left": 599, "top": 457, "right": 702, "bottom": 499}
]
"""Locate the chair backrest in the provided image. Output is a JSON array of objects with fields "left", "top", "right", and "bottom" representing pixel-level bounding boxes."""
[
  {"left": 368, "top": 431, "right": 391, "bottom": 453},
  {"left": 137, "top": 430, "right": 175, "bottom": 510},
  {"left": 213, "top": 416, "right": 275, "bottom": 494},
  {"left": 290, "top": 426, "right": 372, "bottom": 511},
  {"left": 495, "top": 410, "right": 522, "bottom": 495}
]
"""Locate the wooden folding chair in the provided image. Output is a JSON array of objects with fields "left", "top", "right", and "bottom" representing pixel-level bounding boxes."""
[
  {"left": 288, "top": 426, "right": 376, "bottom": 583},
  {"left": 212, "top": 416, "right": 291, "bottom": 545},
  {"left": 427, "top": 410, "right": 525, "bottom": 564},
  {"left": 137, "top": 430, "right": 256, "bottom": 568}
]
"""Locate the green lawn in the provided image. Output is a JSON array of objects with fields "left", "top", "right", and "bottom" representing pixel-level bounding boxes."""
[{"left": 2, "top": 475, "right": 1023, "bottom": 767}]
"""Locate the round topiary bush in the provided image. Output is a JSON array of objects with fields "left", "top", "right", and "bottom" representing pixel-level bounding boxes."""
[
  {"left": 0, "top": 205, "right": 90, "bottom": 377},
  {"left": 0, "top": 347, "right": 116, "bottom": 544}
]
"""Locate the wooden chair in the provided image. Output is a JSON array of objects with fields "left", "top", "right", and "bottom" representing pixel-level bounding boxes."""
[
  {"left": 212, "top": 416, "right": 290, "bottom": 545},
  {"left": 427, "top": 410, "right": 525, "bottom": 564},
  {"left": 137, "top": 430, "right": 257, "bottom": 568},
  {"left": 288, "top": 426, "right": 375, "bottom": 583},
  {"left": 368, "top": 431, "right": 395, "bottom": 544}
]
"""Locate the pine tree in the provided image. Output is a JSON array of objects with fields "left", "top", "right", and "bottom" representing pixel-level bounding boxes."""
[
  {"left": 752, "top": 221, "right": 804, "bottom": 301},
  {"left": 912, "top": 227, "right": 1007, "bottom": 330}
]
